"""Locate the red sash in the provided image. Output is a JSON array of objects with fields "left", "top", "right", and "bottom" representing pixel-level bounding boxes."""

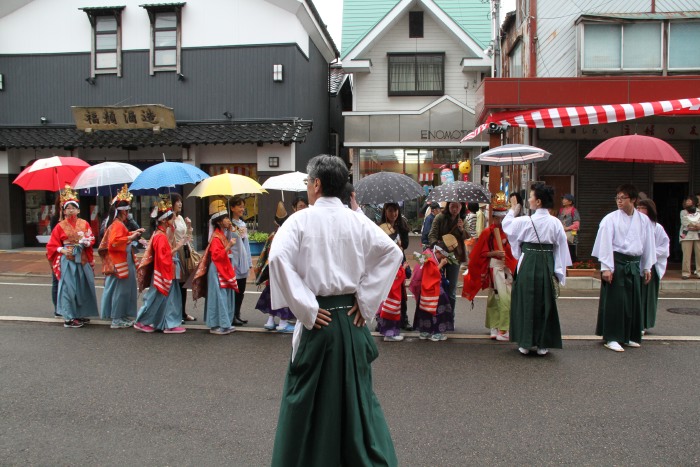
[
  {"left": 419, "top": 256, "right": 441, "bottom": 315},
  {"left": 462, "top": 225, "right": 517, "bottom": 301}
]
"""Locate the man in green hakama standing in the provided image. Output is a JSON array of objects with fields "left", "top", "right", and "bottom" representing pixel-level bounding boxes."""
[{"left": 268, "top": 155, "right": 403, "bottom": 466}]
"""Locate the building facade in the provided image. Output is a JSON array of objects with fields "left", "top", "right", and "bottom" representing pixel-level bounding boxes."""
[
  {"left": 476, "top": 0, "right": 700, "bottom": 260},
  {"left": 341, "top": 0, "right": 493, "bottom": 221},
  {"left": 0, "top": 0, "right": 340, "bottom": 248}
]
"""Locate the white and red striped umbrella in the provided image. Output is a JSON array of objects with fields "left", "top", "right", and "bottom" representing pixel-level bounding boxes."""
[{"left": 462, "top": 97, "right": 700, "bottom": 141}]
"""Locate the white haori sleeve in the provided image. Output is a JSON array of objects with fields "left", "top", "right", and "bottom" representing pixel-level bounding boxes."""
[
  {"left": 268, "top": 217, "right": 320, "bottom": 330},
  {"left": 592, "top": 212, "right": 616, "bottom": 273},
  {"left": 654, "top": 223, "right": 670, "bottom": 279},
  {"left": 354, "top": 214, "right": 403, "bottom": 322},
  {"left": 550, "top": 215, "right": 571, "bottom": 286},
  {"left": 639, "top": 213, "right": 657, "bottom": 274}
]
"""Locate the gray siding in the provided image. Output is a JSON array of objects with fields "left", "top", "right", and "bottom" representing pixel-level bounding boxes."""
[{"left": 0, "top": 41, "right": 332, "bottom": 168}]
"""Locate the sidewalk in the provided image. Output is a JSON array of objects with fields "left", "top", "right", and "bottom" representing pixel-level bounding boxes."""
[{"left": 1, "top": 248, "right": 699, "bottom": 291}]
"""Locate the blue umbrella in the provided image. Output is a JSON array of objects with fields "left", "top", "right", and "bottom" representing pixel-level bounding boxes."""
[{"left": 129, "top": 161, "right": 209, "bottom": 193}]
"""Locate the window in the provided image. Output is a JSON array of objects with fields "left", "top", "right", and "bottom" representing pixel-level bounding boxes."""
[
  {"left": 510, "top": 41, "right": 523, "bottom": 77},
  {"left": 141, "top": 3, "right": 185, "bottom": 75},
  {"left": 80, "top": 6, "right": 124, "bottom": 77},
  {"left": 409, "top": 11, "right": 424, "bottom": 38},
  {"left": 582, "top": 22, "right": 662, "bottom": 71},
  {"left": 388, "top": 53, "right": 444, "bottom": 96},
  {"left": 669, "top": 22, "right": 700, "bottom": 70}
]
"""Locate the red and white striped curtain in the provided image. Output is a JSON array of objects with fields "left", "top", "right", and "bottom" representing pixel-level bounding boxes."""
[
  {"left": 461, "top": 97, "right": 700, "bottom": 141},
  {"left": 418, "top": 172, "right": 434, "bottom": 182}
]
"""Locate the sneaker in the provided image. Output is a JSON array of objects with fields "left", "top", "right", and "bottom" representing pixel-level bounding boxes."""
[
  {"left": 496, "top": 331, "right": 510, "bottom": 341},
  {"left": 210, "top": 327, "right": 234, "bottom": 335},
  {"left": 625, "top": 341, "right": 641, "bottom": 348},
  {"left": 110, "top": 319, "right": 133, "bottom": 329},
  {"left": 383, "top": 335, "right": 404, "bottom": 342},
  {"left": 419, "top": 332, "right": 430, "bottom": 340},
  {"left": 134, "top": 322, "right": 155, "bottom": 333},
  {"left": 518, "top": 347, "right": 530, "bottom": 355},
  {"left": 53, "top": 312, "right": 63, "bottom": 318},
  {"left": 77, "top": 318, "right": 90, "bottom": 324},
  {"left": 430, "top": 333, "right": 447, "bottom": 342},
  {"left": 164, "top": 327, "right": 186, "bottom": 334},
  {"left": 490, "top": 328, "right": 498, "bottom": 340},
  {"left": 263, "top": 323, "right": 277, "bottom": 331},
  {"left": 276, "top": 323, "right": 295, "bottom": 333},
  {"left": 604, "top": 341, "right": 624, "bottom": 352},
  {"left": 64, "top": 319, "right": 84, "bottom": 328},
  {"left": 537, "top": 348, "right": 549, "bottom": 356}
]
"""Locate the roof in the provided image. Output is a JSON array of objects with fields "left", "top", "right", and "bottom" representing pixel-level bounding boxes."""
[
  {"left": 341, "top": 0, "right": 491, "bottom": 58},
  {"left": 329, "top": 65, "right": 347, "bottom": 95},
  {"left": 576, "top": 11, "right": 700, "bottom": 23},
  {"left": 0, "top": 120, "right": 313, "bottom": 150}
]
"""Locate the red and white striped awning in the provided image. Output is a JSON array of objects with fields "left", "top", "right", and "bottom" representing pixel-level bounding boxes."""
[
  {"left": 418, "top": 172, "right": 434, "bottom": 182},
  {"left": 461, "top": 97, "right": 700, "bottom": 141}
]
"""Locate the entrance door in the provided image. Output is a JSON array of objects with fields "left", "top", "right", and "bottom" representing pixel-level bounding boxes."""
[
  {"left": 542, "top": 175, "right": 574, "bottom": 212},
  {"left": 653, "top": 182, "right": 687, "bottom": 262}
]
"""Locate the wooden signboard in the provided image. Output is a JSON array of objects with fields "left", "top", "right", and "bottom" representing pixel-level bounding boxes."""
[{"left": 71, "top": 104, "right": 176, "bottom": 130}]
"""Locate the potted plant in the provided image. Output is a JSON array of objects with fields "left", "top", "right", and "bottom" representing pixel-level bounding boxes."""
[
  {"left": 248, "top": 231, "right": 269, "bottom": 257},
  {"left": 567, "top": 259, "right": 598, "bottom": 277}
]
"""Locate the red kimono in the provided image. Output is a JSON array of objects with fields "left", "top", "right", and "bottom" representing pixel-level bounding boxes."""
[
  {"left": 137, "top": 228, "right": 173, "bottom": 296},
  {"left": 98, "top": 220, "right": 137, "bottom": 278},
  {"left": 46, "top": 218, "right": 94, "bottom": 280},
  {"left": 378, "top": 264, "right": 406, "bottom": 321},
  {"left": 191, "top": 228, "right": 238, "bottom": 301},
  {"left": 419, "top": 254, "right": 441, "bottom": 315},
  {"left": 462, "top": 225, "right": 517, "bottom": 301}
]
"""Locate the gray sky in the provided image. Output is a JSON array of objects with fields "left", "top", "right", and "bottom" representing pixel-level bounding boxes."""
[{"left": 314, "top": 0, "right": 518, "bottom": 51}]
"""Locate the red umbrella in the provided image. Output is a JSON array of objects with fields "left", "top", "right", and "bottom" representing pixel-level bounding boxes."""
[
  {"left": 13, "top": 156, "right": 90, "bottom": 191},
  {"left": 585, "top": 134, "right": 685, "bottom": 164}
]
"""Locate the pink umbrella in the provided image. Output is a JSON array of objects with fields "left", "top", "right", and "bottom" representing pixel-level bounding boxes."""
[
  {"left": 13, "top": 156, "right": 90, "bottom": 191},
  {"left": 585, "top": 134, "right": 685, "bottom": 164}
]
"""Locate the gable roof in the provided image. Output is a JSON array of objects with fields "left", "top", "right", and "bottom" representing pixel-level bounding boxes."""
[{"left": 342, "top": 0, "right": 491, "bottom": 59}]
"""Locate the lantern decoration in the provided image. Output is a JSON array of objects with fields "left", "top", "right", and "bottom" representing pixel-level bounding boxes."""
[{"left": 459, "top": 160, "right": 471, "bottom": 174}]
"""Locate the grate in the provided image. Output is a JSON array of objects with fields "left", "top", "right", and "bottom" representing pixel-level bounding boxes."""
[{"left": 667, "top": 308, "right": 700, "bottom": 316}]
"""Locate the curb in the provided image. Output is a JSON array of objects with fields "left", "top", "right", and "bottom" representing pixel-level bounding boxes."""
[{"left": 1, "top": 316, "right": 699, "bottom": 341}]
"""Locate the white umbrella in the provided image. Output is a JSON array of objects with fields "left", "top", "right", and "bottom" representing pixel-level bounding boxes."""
[
  {"left": 474, "top": 144, "right": 551, "bottom": 166},
  {"left": 261, "top": 171, "right": 307, "bottom": 200},
  {"left": 72, "top": 161, "right": 142, "bottom": 195}
]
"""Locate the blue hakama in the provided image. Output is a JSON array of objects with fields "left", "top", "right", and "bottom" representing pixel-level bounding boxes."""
[
  {"left": 56, "top": 245, "right": 98, "bottom": 320},
  {"left": 100, "top": 244, "right": 137, "bottom": 320},
  {"left": 205, "top": 259, "right": 235, "bottom": 329}
]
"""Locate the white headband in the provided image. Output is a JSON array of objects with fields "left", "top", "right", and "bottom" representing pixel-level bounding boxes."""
[
  {"left": 210, "top": 210, "right": 227, "bottom": 221},
  {"left": 116, "top": 205, "right": 131, "bottom": 211},
  {"left": 63, "top": 201, "right": 79, "bottom": 209},
  {"left": 158, "top": 209, "right": 173, "bottom": 221}
]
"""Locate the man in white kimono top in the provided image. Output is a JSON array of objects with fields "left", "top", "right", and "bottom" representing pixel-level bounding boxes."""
[
  {"left": 268, "top": 154, "right": 403, "bottom": 467},
  {"left": 592, "top": 184, "right": 655, "bottom": 353}
]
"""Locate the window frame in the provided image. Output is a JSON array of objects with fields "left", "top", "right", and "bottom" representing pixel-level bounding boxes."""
[
  {"left": 387, "top": 52, "right": 445, "bottom": 97},
  {"left": 581, "top": 21, "right": 664, "bottom": 73},
  {"left": 668, "top": 21, "right": 700, "bottom": 71},
  {"left": 80, "top": 6, "right": 124, "bottom": 78},
  {"left": 141, "top": 3, "right": 185, "bottom": 75}
]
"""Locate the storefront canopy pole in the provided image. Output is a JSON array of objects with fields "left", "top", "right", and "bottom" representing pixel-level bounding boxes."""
[{"left": 461, "top": 97, "right": 700, "bottom": 142}]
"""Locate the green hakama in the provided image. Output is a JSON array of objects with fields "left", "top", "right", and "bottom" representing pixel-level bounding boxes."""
[
  {"left": 510, "top": 243, "right": 562, "bottom": 349},
  {"left": 641, "top": 267, "right": 660, "bottom": 330},
  {"left": 596, "top": 252, "right": 643, "bottom": 344},
  {"left": 271, "top": 294, "right": 397, "bottom": 467}
]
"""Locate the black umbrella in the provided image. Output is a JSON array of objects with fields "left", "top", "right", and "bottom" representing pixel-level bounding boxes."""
[
  {"left": 426, "top": 181, "right": 491, "bottom": 204},
  {"left": 355, "top": 172, "right": 425, "bottom": 204}
]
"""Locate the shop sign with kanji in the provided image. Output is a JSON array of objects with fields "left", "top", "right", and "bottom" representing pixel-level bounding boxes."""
[{"left": 71, "top": 104, "right": 176, "bottom": 131}]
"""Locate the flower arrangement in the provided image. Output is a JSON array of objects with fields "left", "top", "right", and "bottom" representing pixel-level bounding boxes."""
[
  {"left": 569, "top": 259, "right": 598, "bottom": 270},
  {"left": 248, "top": 231, "right": 269, "bottom": 243}
]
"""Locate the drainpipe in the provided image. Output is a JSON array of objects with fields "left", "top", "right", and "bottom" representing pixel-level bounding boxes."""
[{"left": 529, "top": 0, "right": 537, "bottom": 77}]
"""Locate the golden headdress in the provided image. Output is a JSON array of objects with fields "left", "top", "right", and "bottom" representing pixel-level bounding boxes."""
[
  {"left": 157, "top": 194, "right": 173, "bottom": 221},
  {"left": 491, "top": 190, "right": 509, "bottom": 213},
  {"left": 209, "top": 198, "right": 228, "bottom": 221},
  {"left": 112, "top": 184, "right": 133, "bottom": 210},
  {"left": 60, "top": 184, "right": 79, "bottom": 209}
]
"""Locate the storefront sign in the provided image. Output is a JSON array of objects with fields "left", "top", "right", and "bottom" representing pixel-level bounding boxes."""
[
  {"left": 420, "top": 130, "right": 469, "bottom": 140},
  {"left": 71, "top": 104, "right": 176, "bottom": 130}
]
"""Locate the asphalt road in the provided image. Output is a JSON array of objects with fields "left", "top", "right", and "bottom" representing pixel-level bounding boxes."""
[{"left": 1, "top": 279, "right": 699, "bottom": 465}]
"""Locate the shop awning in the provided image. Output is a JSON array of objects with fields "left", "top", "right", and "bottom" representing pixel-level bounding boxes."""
[{"left": 461, "top": 97, "right": 700, "bottom": 141}]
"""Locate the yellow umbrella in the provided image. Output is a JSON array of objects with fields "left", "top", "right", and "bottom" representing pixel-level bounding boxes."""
[{"left": 187, "top": 172, "right": 267, "bottom": 198}]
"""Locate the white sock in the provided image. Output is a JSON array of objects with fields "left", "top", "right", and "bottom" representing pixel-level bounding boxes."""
[
  {"left": 265, "top": 316, "right": 275, "bottom": 327},
  {"left": 278, "top": 319, "right": 288, "bottom": 328}
]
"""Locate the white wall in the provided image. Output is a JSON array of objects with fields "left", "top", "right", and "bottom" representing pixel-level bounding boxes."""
[
  {"left": 353, "top": 10, "right": 480, "bottom": 112},
  {"left": 0, "top": 0, "right": 310, "bottom": 56},
  {"left": 256, "top": 144, "right": 295, "bottom": 172}
]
